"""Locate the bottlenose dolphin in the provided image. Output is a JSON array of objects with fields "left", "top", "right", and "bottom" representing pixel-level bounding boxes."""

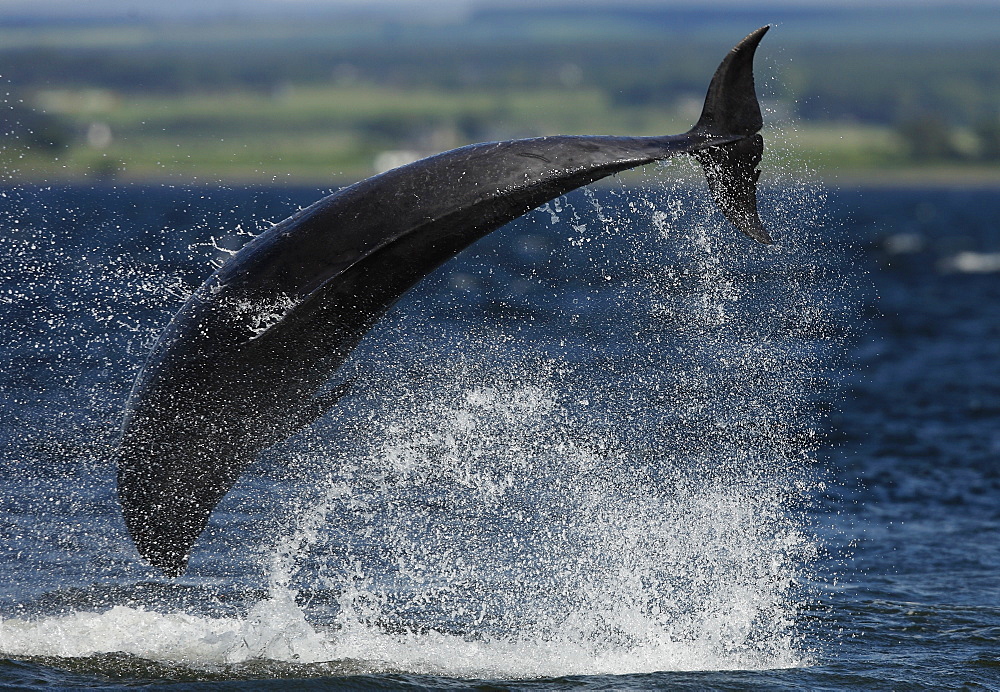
[{"left": 118, "top": 26, "right": 771, "bottom": 576}]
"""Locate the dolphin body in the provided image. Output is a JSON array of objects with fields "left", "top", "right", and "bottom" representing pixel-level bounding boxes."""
[{"left": 118, "top": 27, "right": 771, "bottom": 576}]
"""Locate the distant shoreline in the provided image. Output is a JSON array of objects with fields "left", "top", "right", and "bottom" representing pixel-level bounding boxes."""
[{"left": 6, "top": 166, "right": 1000, "bottom": 191}]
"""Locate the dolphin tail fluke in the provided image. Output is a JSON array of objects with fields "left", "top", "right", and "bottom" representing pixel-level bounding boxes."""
[{"left": 691, "top": 25, "right": 772, "bottom": 244}]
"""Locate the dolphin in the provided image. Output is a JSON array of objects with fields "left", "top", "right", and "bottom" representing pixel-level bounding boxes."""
[{"left": 118, "top": 26, "right": 771, "bottom": 577}]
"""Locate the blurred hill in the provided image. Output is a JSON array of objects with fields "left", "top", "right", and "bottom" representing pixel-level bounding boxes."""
[{"left": 2, "top": 3, "right": 999, "bottom": 185}]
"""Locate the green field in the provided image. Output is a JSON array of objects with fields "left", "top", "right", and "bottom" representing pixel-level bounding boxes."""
[
  {"left": 9, "top": 84, "right": 691, "bottom": 183},
  {"left": 11, "top": 85, "right": 993, "bottom": 187},
  {"left": 4, "top": 6, "right": 1000, "bottom": 187}
]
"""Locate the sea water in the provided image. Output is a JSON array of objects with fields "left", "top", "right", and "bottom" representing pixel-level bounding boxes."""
[{"left": 0, "top": 174, "right": 998, "bottom": 689}]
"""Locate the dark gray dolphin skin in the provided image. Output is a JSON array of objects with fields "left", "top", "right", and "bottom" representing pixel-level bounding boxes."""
[{"left": 118, "top": 26, "right": 771, "bottom": 576}]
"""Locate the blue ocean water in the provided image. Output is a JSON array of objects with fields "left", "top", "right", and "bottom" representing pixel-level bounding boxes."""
[{"left": 0, "top": 175, "right": 998, "bottom": 689}]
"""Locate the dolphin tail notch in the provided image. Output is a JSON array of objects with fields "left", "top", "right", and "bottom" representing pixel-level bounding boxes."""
[{"left": 690, "top": 25, "right": 772, "bottom": 244}]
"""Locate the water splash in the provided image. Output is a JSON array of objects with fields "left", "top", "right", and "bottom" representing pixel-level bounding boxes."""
[
  {"left": 231, "top": 162, "right": 838, "bottom": 676},
  {"left": 0, "top": 157, "right": 843, "bottom": 679}
]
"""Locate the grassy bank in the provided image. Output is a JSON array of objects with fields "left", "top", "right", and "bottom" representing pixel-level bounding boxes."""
[{"left": 8, "top": 83, "right": 997, "bottom": 187}]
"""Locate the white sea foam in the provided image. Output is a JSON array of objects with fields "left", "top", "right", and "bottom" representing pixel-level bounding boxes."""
[
  {"left": 939, "top": 251, "right": 1000, "bottom": 274},
  {"left": 0, "top": 572, "right": 809, "bottom": 676},
  {"left": 0, "top": 589, "right": 327, "bottom": 665}
]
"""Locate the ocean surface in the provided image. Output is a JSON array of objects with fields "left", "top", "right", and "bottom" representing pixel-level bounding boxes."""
[{"left": 1, "top": 168, "right": 998, "bottom": 690}]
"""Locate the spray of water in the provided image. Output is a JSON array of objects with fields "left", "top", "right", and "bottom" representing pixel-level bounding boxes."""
[
  {"left": 226, "top": 159, "right": 836, "bottom": 676},
  {"left": 0, "top": 146, "right": 843, "bottom": 679}
]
